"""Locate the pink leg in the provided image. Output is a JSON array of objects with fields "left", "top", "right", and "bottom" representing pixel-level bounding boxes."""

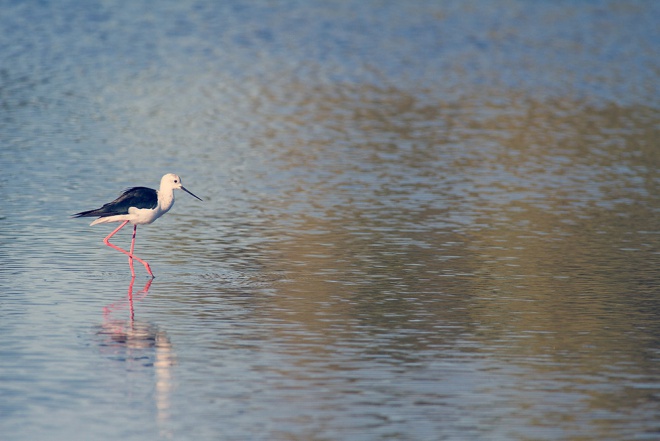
[
  {"left": 103, "top": 221, "right": 155, "bottom": 278},
  {"left": 129, "top": 225, "right": 137, "bottom": 276}
]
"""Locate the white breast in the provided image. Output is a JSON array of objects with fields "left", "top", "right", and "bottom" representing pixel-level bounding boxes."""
[{"left": 128, "top": 207, "right": 163, "bottom": 225}]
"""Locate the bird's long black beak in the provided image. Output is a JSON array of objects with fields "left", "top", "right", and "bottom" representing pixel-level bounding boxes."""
[{"left": 182, "top": 186, "right": 203, "bottom": 201}]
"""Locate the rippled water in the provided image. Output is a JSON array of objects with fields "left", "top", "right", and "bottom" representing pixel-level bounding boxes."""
[{"left": 1, "top": 1, "right": 659, "bottom": 440}]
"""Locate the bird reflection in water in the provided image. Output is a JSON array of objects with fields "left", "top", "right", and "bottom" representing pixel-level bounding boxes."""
[{"left": 97, "top": 277, "right": 175, "bottom": 437}]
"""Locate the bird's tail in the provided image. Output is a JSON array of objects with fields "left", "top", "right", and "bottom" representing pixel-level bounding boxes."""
[{"left": 72, "top": 208, "right": 105, "bottom": 218}]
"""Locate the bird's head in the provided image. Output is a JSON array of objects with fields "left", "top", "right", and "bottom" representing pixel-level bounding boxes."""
[{"left": 161, "top": 173, "right": 203, "bottom": 201}]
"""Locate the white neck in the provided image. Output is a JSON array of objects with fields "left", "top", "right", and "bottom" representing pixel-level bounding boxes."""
[{"left": 158, "top": 188, "right": 175, "bottom": 213}]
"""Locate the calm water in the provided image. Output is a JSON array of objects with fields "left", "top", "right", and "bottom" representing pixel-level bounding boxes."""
[{"left": 1, "top": 1, "right": 659, "bottom": 440}]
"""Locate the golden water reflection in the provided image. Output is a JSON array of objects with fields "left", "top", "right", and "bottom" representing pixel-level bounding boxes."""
[{"left": 239, "top": 84, "right": 660, "bottom": 429}]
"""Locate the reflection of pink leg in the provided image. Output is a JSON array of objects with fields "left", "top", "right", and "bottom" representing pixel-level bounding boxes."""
[
  {"left": 103, "top": 276, "right": 153, "bottom": 319},
  {"left": 103, "top": 221, "right": 154, "bottom": 278},
  {"left": 126, "top": 277, "right": 154, "bottom": 321},
  {"left": 127, "top": 276, "right": 136, "bottom": 320}
]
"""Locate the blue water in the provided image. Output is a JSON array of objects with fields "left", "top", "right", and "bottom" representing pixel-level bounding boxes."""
[{"left": 1, "top": 1, "right": 659, "bottom": 440}]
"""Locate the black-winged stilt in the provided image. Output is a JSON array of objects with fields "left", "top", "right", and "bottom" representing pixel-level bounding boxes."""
[{"left": 73, "top": 173, "right": 202, "bottom": 278}]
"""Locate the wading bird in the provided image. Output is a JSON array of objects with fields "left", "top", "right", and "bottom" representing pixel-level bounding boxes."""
[{"left": 73, "top": 173, "right": 202, "bottom": 277}]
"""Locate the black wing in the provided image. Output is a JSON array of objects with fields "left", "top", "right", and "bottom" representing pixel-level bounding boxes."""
[{"left": 72, "top": 187, "right": 158, "bottom": 218}]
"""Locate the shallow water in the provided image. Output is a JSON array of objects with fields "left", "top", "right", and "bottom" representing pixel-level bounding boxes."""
[{"left": 1, "top": 1, "right": 659, "bottom": 440}]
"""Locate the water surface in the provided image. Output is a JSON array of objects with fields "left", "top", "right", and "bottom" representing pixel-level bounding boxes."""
[{"left": 1, "top": 1, "right": 659, "bottom": 440}]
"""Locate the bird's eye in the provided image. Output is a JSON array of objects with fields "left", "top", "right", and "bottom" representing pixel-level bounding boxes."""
[{"left": 174, "top": 180, "right": 178, "bottom": 183}]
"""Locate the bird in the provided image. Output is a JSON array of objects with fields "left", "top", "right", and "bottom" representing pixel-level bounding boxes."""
[{"left": 73, "top": 173, "right": 202, "bottom": 278}]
